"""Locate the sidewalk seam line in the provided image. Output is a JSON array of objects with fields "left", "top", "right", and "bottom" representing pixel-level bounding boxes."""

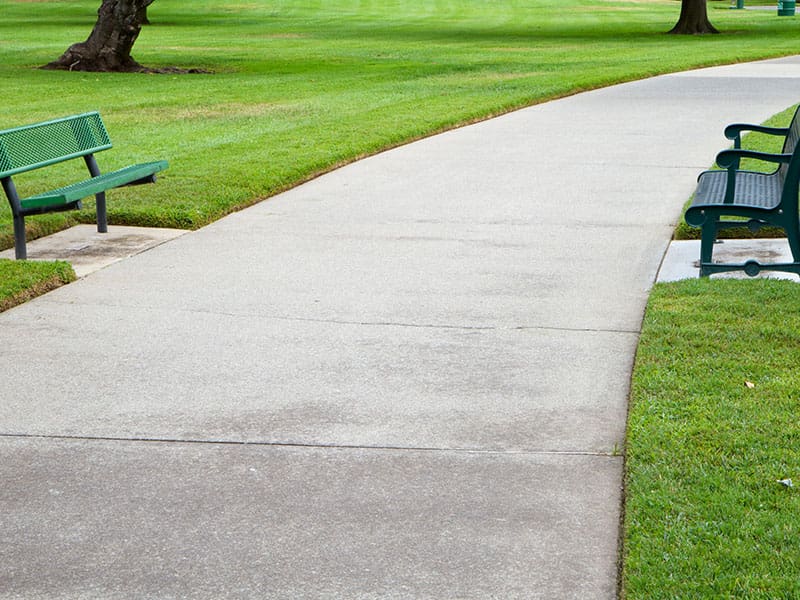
[
  {"left": 0, "top": 433, "right": 621, "bottom": 458},
  {"left": 35, "top": 300, "right": 641, "bottom": 335}
]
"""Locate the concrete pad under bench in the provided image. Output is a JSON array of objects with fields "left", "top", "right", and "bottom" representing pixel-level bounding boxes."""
[
  {"left": 657, "top": 238, "right": 800, "bottom": 283},
  {"left": 0, "top": 225, "right": 187, "bottom": 278}
]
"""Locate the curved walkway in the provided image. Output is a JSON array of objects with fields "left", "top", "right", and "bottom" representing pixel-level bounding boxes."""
[{"left": 2, "top": 57, "right": 800, "bottom": 599}]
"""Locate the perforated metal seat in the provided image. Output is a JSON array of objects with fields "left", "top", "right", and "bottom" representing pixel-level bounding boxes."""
[
  {"left": 692, "top": 169, "right": 783, "bottom": 211},
  {"left": 21, "top": 162, "right": 167, "bottom": 210}
]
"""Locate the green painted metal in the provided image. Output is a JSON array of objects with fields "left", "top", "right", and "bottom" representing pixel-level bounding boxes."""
[
  {"left": 21, "top": 161, "right": 168, "bottom": 210},
  {"left": 0, "top": 112, "right": 168, "bottom": 260},
  {"left": 0, "top": 112, "right": 112, "bottom": 179},
  {"left": 778, "top": 0, "right": 796, "bottom": 16},
  {"left": 684, "top": 106, "right": 800, "bottom": 277}
]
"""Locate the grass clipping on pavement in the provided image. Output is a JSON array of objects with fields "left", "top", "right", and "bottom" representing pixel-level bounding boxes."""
[{"left": 623, "top": 278, "right": 800, "bottom": 598}]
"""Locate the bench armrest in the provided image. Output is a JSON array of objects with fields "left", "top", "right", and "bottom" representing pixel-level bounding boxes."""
[
  {"left": 724, "top": 123, "right": 790, "bottom": 143},
  {"left": 716, "top": 149, "right": 791, "bottom": 169}
]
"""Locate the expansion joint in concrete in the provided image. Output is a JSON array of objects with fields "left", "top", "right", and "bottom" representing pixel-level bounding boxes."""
[{"left": 0, "top": 432, "right": 621, "bottom": 458}]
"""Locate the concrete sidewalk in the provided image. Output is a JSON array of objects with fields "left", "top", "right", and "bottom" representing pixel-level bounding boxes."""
[{"left": 2, "top": 57, "right": 800, "bottom": 599}]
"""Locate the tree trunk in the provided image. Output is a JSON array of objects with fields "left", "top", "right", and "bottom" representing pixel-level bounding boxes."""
[
  {"left": 43, "top": 0, "right": 155, "bottom": 72},
  {"left": 669, "top": 0, "right": 719, "bottom": 34}
]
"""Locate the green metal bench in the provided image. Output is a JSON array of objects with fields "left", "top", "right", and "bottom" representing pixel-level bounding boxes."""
[
  {"left": 0, "top": 112, "right": 168, "bottom": 259},
  {"left": 684, "top": 106, "right": 800, "bottom": 277}
]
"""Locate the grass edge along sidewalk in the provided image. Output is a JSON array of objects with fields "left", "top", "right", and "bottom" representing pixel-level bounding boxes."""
[
  {"left": 622, "top": 107, "right": 800, "bottom": 598},
  {"left": 0, "top": 259, "right": 75, "bottom": 312},
  {"left": 622, "top": 280, "right": 800, "bottom": 598}
]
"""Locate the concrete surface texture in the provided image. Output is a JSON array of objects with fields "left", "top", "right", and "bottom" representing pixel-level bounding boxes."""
[{"left": 2, "top": 56, "right": 800, "bottom": 599}]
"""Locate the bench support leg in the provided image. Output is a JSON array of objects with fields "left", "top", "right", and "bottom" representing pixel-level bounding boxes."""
[
  {"left": 699, "top": 222, "right": 717, "bottom": 277},
  {"left": 787, "top": 227, "right": 800, "bottom": 263},
  {"left": 95, "top": 190, "right": 108, "bottom": 233},
  {"left": 84, "top": 154, "right": 108, "bottom": 234},
  {"left": 13, "top": 214, "right": 26, "bottom": 260}
]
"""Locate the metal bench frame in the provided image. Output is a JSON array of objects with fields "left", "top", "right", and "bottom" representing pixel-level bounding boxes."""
[
  {"left": 0, "top": 112, "right": 168, "bottom": 259},
  {"left": 684, "top": 106, "right": 800, "bottom": 277}
]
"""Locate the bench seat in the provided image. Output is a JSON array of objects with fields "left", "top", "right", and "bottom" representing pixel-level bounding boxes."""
[
  {"left": 692, "top": 169, "right": 783, "bottom": 211},
  {"left": 21, "top": 160, "right": 168, "bottom": 211}
]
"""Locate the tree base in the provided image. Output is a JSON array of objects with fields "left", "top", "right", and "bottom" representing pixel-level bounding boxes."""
[
  {"left": 667, "top": 21, "right": 720, "bottom": 34},
  {"left": 41, "top": 61, "right": 209, "bottom": 74},
  {"left": 42, "top": 42, "right": 146, "bottom": 72},
  {"left": 41, "top": 44, "right": 210, "bottom": 74},
  {"left": 668, "top": 0, "right": 720, "bottom": 35}
]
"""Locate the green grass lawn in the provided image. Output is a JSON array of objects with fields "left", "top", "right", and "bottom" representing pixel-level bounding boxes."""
[
  {"left": 0, "top": 259, "right": 75, "bottom": 311},
  {"left": 623, "top": 279, "right": 800, "bottom": 598}
]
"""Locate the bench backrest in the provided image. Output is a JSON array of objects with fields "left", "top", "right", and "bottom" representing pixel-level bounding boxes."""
[
  {"left": 778, "top": 110, "right": 800, "bottom": 226},
  {"left": 781, "top": 105, "right": 800, "bottom": 155},
  {"left": 777, "top": 106, "right": 800, "bottom": 182},
  {"left": 0, "top": 112, "right": 112, "bottom": 179}
]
